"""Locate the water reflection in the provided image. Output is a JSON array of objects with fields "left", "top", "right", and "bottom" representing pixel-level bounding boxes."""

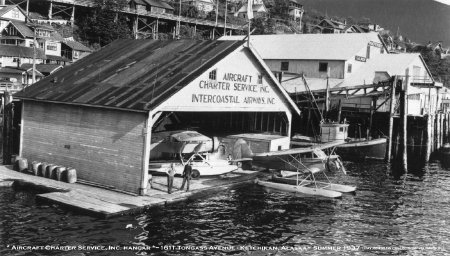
[{"left": 1, "top": 161, "right": 449, "bottom": 256}]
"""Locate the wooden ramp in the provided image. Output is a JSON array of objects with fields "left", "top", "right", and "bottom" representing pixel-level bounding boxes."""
[{"left": 0, "top": 166, "right": 262, "bottom": 218}]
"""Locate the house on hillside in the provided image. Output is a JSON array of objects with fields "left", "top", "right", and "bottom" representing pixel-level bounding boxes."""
[
  {"left": 360, "top": 23, "right": 384, "bottom": 32},
  {"left": 61, "top": 39, "right": 92, "bottom": 62},
  {"left": 14, "top": 39, "right": 299, "bottom": 195},
  {"left": 0, "top": 2, "right": 29, "bottom": 32},
  {"left": 311, "top": 18, "right": 347, "bottom": 34},
  {"left": 129, "top": 0, "right": 147, "bottom": 12},
  {"left": 182, "top": 0, "right": 215, "bottom": 15},
  {"left": 129, "top": 0, "right": 174, "bottom": 14},
  {"left": 0, "top": 44, "right": 45, "bottom": 68},
  {"left": 234, "top": 0, "right": 267, "bottom": 19},
  {"left": 0, "top": 66, "right": 44, "bottom": 88},
  {"left": 0, "top": 20, "right": 73, "bottom": 64},
  {"left": 287, "top": 0, "right": 304, "bottom": 21}
]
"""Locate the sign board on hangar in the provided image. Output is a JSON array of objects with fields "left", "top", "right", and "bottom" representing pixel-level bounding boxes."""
[{"left": 158, "top": 49, "right": 292, "bottom": 114}]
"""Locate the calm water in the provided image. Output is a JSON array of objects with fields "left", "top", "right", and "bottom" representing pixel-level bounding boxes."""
[{"left": 1, "top": 161, "right": 449, "bottom": 256}]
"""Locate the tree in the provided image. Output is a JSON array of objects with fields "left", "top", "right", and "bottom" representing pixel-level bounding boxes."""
[
  {"left": 174, "top": 3, "right": 200, "bottom": 18},
  {"left": 346, "top": 16, "right": 356, "bottom": 25},
  {"left": 76, "top": 0, "right": 132, "bottom": 47},
  {"left": 411, "top": 45, "right": 450, "bottom": 86}
]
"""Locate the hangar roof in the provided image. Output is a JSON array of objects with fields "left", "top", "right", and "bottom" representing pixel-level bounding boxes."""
[
  {"left": 15, "top": 40, "right": 245, "bottom": 111},
  {"left": 16, "top": 39, "right": 300, "bottom": 115}
]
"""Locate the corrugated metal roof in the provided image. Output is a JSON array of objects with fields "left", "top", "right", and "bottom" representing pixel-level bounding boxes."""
[
  {"left": 9, "top": 20, "right": 35, "bottom": 38},
  {"left": 0, "top": 44, "right": 46, "bottom": 58},
  {"left": 0, "top": 67, "right": 25, "bottom": 74},
  {"left": 220, "top": 33, "right": 386, "bottom": 60},
  {"left": 144, "top": 0, "right": 174, "bottom": 10},
  {"left": 45, "top": 54, "right": 70, "bottom": 62},
  {"left": 15, "top": 39, "right": 245, "bottom": 111},
  {"left": 62, "top": 39, "right": 92, "bottom": 52}
]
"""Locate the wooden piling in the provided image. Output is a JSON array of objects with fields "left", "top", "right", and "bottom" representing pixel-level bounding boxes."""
[
  {"left": 438, "top": 113, "right": 441, "bottom": 149},
  {"left": 337, "top": 99, "right": 342, "bottom": 123},
  {"left": 425, "top": 114, "right": 432, "bottom": 162},
  {"left": 432, "top": 114, "right": 436, "bottom": 152},
  {"left": 2, "top": 92, "right": 14, "bottom": 165},
  {"left": 441, "top": 113, "right": 445, "bottom": 148},
  {"left": 400, "top": 73, "right": 408, "bottom": 171},
  {"left": 386, "top": 76, "right": 398, "bottom": 162},
  {"left": 447, "top": 113, "right": 450, "bottom": 143}
]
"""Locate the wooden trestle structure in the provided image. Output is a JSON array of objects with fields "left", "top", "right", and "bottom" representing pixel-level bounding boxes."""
[{"left": 8, "top": 0, "right": 243, "bottom": 39}]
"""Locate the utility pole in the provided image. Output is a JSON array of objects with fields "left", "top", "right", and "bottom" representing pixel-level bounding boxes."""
[
  {"left": 177, "top": 0, "right": 181, "bottom": 38},
  {"left": 32, "top": 26, "right": 36, "bottom": 85},
  {"left": 223, "top": 0, "right": 228, "bottom": 35}
]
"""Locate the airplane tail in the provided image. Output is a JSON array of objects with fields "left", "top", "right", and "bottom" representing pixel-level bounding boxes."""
[{"left": 232, "top": 139, "right": 253, "bottom": 159}]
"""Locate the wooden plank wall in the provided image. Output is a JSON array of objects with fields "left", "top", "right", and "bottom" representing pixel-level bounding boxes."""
[{"left": 21, "top": 101, "right": 146, "bottom": 194}]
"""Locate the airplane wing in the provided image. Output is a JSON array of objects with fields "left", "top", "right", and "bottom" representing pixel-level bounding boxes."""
[
  {"left": 253, "top": 147, "right": 315, "bottom": 157},
  {"left": 314, "top": 140, "right": 346, "bottom": 149},
  {"left": 229, "top": 158, "right": 253, "bottom": 162},
  {"left": 253, "top": 140, "right": 346, "bottom": 157}
]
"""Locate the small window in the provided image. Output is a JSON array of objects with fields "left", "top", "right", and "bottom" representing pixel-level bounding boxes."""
[
  {"left": 47, "top": 43, "right": 57, "bottom": 51},
  {"left": 280, "top": 61, "right": 289, "bottom": 71},
  {"left": 12, "top": 9, "right": 20, "bottom": 19},
  {"left": 339, "top": 127, "right": 344, "bottom": 132},
  {"left": 257, "top": 74, "right": 263, "bottom": 84},
  {"left": 347, "top": 63, "right": 352, "bottom": 73},
  {"left": 319, "top": 62, "right": 328, "bottom": 72},
  {"left": 209, "top": 69, "right": 217, "bottom": 80},
  {"left": 366, "top": 45, "right": 371, "bottom": 59}
]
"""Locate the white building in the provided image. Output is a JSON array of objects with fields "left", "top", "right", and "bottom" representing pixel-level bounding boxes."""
[
  {"left": 1, "top": 20, "right": 68, "bottom": 64},
  {"left": 0, "top": 2, "right": 28, "bottom": 32},
  {"left": 221, "top": 33, "right": 387, "bottom": 79},
  {"left": 182, "top": 0, "right": 215, "bottom": 14},
  {"left": 220, "top": 33, "right": 439, "bottom": 116},
  {"left": 234, "top": 0, "right": 267, "bottom": 19}
]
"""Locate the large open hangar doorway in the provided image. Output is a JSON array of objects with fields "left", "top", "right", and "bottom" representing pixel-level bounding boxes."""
[
  {"left": 153, "top": 111, "right": 290, "bottom": 136},
  {"left": 150, "top": 110, "right": 291, "bottom": 162}
]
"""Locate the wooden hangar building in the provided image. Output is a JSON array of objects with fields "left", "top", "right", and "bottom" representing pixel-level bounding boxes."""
[{"left": 14, "top": 39, "right": 299, "bottom": 195}]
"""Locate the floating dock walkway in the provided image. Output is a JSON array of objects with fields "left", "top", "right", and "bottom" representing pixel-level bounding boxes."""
[{"left": 0, "top": 165, "right": 264, "bottom": 218}]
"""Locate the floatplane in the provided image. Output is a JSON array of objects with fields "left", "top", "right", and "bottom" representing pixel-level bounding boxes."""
[
  {"left": 252, "top": 141, "right": 356, "bottom": 198},
  {"left": 149, "top": 130, "right": 237, "bottom": 178}
]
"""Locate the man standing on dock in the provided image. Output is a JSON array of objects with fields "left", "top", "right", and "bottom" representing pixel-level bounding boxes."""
[
  {"left": 167, "top": 163, "right": 175, "bottom": 194},
  {"left": 180, "top": 162, "right": 192, "bottom": 192}
]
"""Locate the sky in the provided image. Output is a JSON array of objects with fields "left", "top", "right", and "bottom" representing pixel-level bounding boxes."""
[
  {"left": 433, "top": 0, "right": 450, "bottom": 5},
  {"left": 301, "top": 0, "right": 450, "bottom": 47}
]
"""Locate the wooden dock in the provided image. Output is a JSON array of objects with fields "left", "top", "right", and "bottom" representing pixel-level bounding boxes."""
[{"left": 0, "top": 165, "right": 265, "bottom": 218}]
